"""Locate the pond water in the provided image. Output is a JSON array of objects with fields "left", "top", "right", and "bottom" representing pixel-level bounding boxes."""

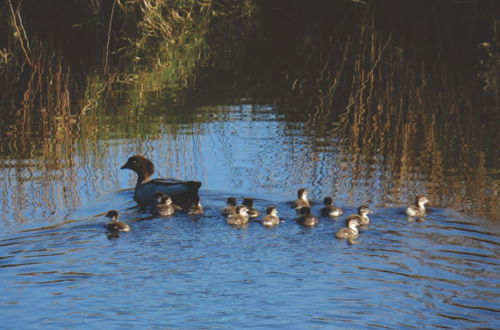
[{"left": 0, "top": 101, "right": 499, "bottom": 328}]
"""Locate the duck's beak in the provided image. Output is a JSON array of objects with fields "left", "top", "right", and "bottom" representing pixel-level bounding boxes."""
[{"left": 121, "top": 162, "right": 129, "bottom": 170}]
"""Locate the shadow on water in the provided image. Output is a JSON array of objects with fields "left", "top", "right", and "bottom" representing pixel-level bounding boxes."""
[{"left": 0, "top": 0, "right": 499, "bottom": 328}]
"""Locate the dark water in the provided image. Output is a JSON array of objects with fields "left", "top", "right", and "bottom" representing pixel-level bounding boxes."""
[{"left": 0, "top": 103, "right": 499, "bottom": 328}]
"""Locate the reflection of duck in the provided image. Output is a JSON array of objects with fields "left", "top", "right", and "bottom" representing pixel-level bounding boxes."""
[
  {"left": 153, "top": 193, "right": 182, "bottom": 216},
  {"left": 222, "top": 197, "right": 237, "bottom": 216},
  {"left": 321, "top": 196, "right": 343, "bottom": 217},
  {"left": 347, "top": 206, "right": 372, "bottom": 225},
  {"left": 242, "top": 198, "right": 260, "bottom": 218},
  {"left": 406, "top": 196, "right": 429, "bottom": 217},
  {"left": 297, "top": 207, "right": 319, "bottom": 227},
  {"left": 335, "top": 217, "right": 360, "bottom": 244},
  {"left": 293, "top": 188, "right": 310, "bottom": 210},
  {"left": 105, "top": 210, "right": 130, "bottom": 232},
  {"left": 261, "top": 206, "right": 280, "bottom": 227},
  {"left": 226, "top": 206, "right": 250, "bottom": 226},
  {"left": 121, "top": 155, "right": 201, "bottom": 208}
]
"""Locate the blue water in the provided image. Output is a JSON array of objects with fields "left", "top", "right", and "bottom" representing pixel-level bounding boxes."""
[{"left": 0, "top": 103, "right": 499, "bottom": 328}]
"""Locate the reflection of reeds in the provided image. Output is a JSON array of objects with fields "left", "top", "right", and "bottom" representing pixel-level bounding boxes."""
[
  {"left": 0, "top": 1, "right": 253, "bottom": 222},
  {"left": 310, "top": 11, "right": 499, "bottom": 221},
  {"left": 0, "top": 1, "right": 498, "bottom": 222}
]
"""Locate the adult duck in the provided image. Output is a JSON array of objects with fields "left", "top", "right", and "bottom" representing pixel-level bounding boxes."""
[{"left": 121, "top": 155, "right": 201, "bottom": 209}]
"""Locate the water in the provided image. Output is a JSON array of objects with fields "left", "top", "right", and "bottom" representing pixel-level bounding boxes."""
[{"left": 0, "top": 103, "right": 499, "bottom": 328}]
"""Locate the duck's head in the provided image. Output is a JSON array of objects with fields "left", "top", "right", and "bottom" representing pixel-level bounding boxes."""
[
  {"left": 161, "top": 195, "right": 173, "bottom": 205},
  {"left": 266, "top": 205, "right": 278, "bottom": 216},
  {"left": 299, "top": 206, "right": 311, "bottom": 215},
  {"left": 358, "top": 205, "right": 372, "bottom": 216},
  {"left": 121, "top": 155, "right": 155, "bottom": 180},
  {"left": 226, "top": 197, "right": 237, "bottom": 206},
  {"left": 189, "top": 202, "right": 204, "bottom": 214},
  {"left": 358, "top": 205, "right": 373, "bottom": 216},
  {"left": 105, "top": 210, "right": 119, "bottom": 220},
  {"left": 346, "top": 217, "right": 360, "bottom": 228},
  {"left": 297, "top": 188, "right": 308, "bottom": 199},
  {"left": 154, "top": 191, "right": 165, "bottom": 203},
  {"left": 236, "top": 206, "right": 249, "bottom": 216},
  {"left": 323, "top": 196, "right": 333, "bottom": 205},
  {"left": 416, "top": 196, "right": 429, "bottom": 207},
  {"left": 242, "top": 198, "right": 254, "bottom": 208}
]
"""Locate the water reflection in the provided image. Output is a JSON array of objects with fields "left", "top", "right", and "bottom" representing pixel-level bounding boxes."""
[{"left": 0, "top": 100, "right": 497, "bottom": 225}]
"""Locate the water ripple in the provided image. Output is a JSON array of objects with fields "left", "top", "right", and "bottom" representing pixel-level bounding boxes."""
[{"left": 0, "top": 192, "right": 498, "bottom": 328}]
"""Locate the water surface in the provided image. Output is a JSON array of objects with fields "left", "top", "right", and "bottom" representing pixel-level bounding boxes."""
[{"left": 0, "top": 102, "right": 499, "bottom": 328}]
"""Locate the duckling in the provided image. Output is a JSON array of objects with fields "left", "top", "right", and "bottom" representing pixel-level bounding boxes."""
[
  {"left": 153, "top": 193, "right": 182, "bottom": 216},
  {"left": 297, "top": 207, "right": 319, "bottom": 227},
  {"left": 188, "top": 201, "right": 204, "bottom": 215},
  {"left": 321, "top": 196, "right": 344, "bottom": 217},
  {"left": 105, "top": 210, "right": 130, "bottom": 232},
  {"left": 335, "top": 217, "right": 360, "bottom": 244},
  {"left": 292, "top": 188, "right": 310, "bottom": 210},
  {"left": 261, "top": 206, "right": 280, "bottom": 227},
  {"left": 106, "top": 225, "right": 120, "bottom": 239},
  {"left": 226, "top": 206, "right": 250, "bottom": 226},
  {"left": 405, "top": 196, "right": 429, "bottom": 217},
  {"left": 347, "top": 205, "right": 372, "bottom": 225},
  {"left": 242, "top": 198, "right": 260, "bottom": 218},
  {"left": 222, "top": 197, "right": 238, "bottom": 216}
]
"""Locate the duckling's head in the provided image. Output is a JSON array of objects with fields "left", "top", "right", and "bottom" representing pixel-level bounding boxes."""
[
  {"left": 154, "top": 191, "right": 165, "bottom": 203},
  {"left": 121, "top": 155, "right": 154, "bottom": 178},
  {"left": 266, "top": 205, "right": 278, "bottom": 216},
  {"left": 189, "top": 202, "right": 204, "bottom": 214},
  {"left": 416, "top": 195, "right": 429, "bottom": 206},
  {"left": 105, "top": 210, "right": 119, "bottom": 220},
  {"left": 323, "top": 196, "right": 333, "bottom": 205},
  {"left": 299, "top": 206, "right": 311, "bottom": 215},
  {"left": 161, "top": 195, "right": 173, "bottom": 205},
  {"left": 297, "top": 188, "right": 308, "bottom": 199},
  {"left": 346, "top": 217, "right": 360, "bottom": 228},
  {"left": 226, "top": 197, "right": 237, "bottom": 206},
  {"left": 236, "top": 205, "right": 249, "bottom": 215},
  {"left": 242, "top": 198, "right": 254, "bottom": 208},
  {"left": 358, "top": 205, "right": 372, "bottom": 216}
]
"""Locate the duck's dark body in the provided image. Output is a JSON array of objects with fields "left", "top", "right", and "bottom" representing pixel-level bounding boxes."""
[{"left": 121, "top": 155, "right": 201, "bottom": 209}]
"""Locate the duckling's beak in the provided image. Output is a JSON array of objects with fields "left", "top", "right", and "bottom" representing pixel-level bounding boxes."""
[{"left": 120, "top": 163, "right": 129, "bottom": 170}]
